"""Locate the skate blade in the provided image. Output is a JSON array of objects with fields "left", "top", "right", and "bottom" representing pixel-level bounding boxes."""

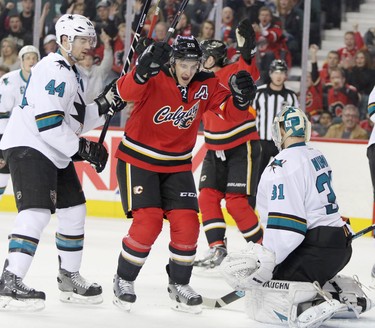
[
  {"left": 59, "top": 291, "right": 103, "bottom": 305},
  {"left": 0, "top": 295, "right": 45, "bottom": 312},
  {"left": 113, "top": 295, "right": 133, "bottom": 312},
  {"left": 170, "top": 300, "right": 202, "bottom": 314}
]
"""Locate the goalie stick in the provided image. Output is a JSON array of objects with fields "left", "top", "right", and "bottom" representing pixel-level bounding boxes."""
[{"left": 202, "top": 223, "right": 375, "bottom": 309}]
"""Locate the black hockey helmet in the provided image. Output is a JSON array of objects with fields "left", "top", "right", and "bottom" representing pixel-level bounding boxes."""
[
  {"left": 200, "top": 39, "right": 229, "bottom": 68},
  {"left": 269, "top": 59, "right": 288, "bottom": 73},
  {"left": 171, "top": 35, "right": 202, "bottom": 62}
]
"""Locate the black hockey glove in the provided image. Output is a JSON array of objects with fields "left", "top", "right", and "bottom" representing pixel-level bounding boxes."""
[
  {"left": 229, "top": 70, "right": 257, "bottom": 111},
  {"left": 236, "top": 18, "right": 257, "bottom": 64},
  {"left": 95, "top": 80, "right": 126, "bottom": 115},
  {"left": 75, "top": 138, "right": 109, "bottom": 173},
  {"left": 134, "top": 42, "right": 172, "bottom": 84},
  {"left": 135, "top": 36, "right": 154, "bottom": 56}
]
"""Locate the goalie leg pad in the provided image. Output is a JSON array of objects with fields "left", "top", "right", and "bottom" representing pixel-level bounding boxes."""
[{"left": 323, "top": 275, "right": 374, "bottom": 318}]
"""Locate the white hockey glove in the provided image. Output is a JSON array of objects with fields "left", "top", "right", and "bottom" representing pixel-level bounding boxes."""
[
  {"left": 245, "top": 242, "right": 276, "bottom": 287},
  {"left": 220, "top": 242, "right": 275, "bottom": 291},
  {"left": 95, "top": 80, "right": 126, "bottom": 115}
]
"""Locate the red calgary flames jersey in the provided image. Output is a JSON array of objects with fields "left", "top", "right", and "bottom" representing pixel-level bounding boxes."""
[
  {"left": 115, "top": 66, "right": 249, "bottom": 173},
  {"left": 202, "top": 56, "right": 260, "bottom": 150}
]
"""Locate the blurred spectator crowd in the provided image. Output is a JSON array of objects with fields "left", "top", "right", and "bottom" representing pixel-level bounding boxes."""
[{"left": 0, "top": 0, "right": 374, "bottom": 139}]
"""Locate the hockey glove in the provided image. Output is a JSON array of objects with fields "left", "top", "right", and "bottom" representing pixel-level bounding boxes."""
[
  {"left": 95, "top": 80, "right": 126, "bottom": 115},
  {"left": 135, "top": 36, "right": 154, "bottom": 56},
  {"left": 75, "top": 138, "right": 109, "bottom": 173},
  {"left": 229, "top": 70, "right": 257, "bottom": 110},
  {"left": 236, "top": 18, "right": 257, "bottom": 64},
  {"left": 134, "top": 42, "right": 172, "bottom": 84}
]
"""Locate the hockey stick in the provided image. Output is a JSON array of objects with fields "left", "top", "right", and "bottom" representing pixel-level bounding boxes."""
[
  {"left": 98, "top": 0, "right": 153, "bottom": 144},
  {"left": 202, "top": 224, "right": 375, "bottom": 309},
  {"left": 147, "top": 0, "right": 161, "bottom": 38},
  {"left": 352, "top": 224, "right": 375, "bottom": 240},
  {"left": 164, "top": 0, "right": 190, "bottom": 41}
]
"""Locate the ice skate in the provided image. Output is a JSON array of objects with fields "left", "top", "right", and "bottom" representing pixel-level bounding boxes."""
[
  {"left": 168, "top": 279, "right": 202, "bottom": 314},
  {"left": 113, "top": 274, "right": 136, "bottom": 312},
  {"left": 0, "top": 265, "right": 45, "bottom": 311},
  {"left": 57, "top": 266, "right": 102, "bottom": 304}
]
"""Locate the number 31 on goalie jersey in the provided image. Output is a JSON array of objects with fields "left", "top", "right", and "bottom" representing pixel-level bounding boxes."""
[{"left": 271, "top": 170, "right": 338, "bottom": 215}]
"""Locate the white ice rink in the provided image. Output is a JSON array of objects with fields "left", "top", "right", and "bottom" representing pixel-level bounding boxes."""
[{"left": 0, "top": 212, "right": 375, "bottom": 328}]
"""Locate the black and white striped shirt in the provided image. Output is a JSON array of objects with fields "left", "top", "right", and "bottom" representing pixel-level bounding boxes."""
[{"left": 254, "top": 84, "right": 299, "bottom": 140}]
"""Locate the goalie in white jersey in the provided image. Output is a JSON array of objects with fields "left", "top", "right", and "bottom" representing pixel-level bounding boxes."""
[
  {"left": 0, "top": 45, "right": 40, "bottom": 201},
  {"left": 221, "top": 106, "right": 374, "bottom": 327},
  {"left": 0, "top": 14, "right": 124, "bottom": 311}
]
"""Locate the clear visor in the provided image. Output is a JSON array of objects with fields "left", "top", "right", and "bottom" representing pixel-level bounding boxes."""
[{"left": 73, "top": 36, "right": 97, "bottom": 48}]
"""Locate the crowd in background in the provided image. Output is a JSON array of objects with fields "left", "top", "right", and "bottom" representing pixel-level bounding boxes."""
[{"left": 0, "top": 0, "right": 374, "bottom": 139}]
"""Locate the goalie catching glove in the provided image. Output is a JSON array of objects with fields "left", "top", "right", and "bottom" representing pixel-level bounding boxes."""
[
  {"left": 229, "top": 70, "right": 257, "bottom": 110},
  {"left": 220, "top": 242, "right": 275, "bottom": 290},
  {"left": 134, "top": 42, "right": 171, "bottom": 84},
  {"left": 73, "top": 138, "right": 109, "bottom": 173},
  {"left": 236, "top": 18, "right": 257, "bottom": 64},
  {"left": 95, "top": 81, "right": 127, "bottom": 116}
]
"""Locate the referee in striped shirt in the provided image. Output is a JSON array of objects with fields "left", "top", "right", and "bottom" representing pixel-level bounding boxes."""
[{"left": 253, "top": 59, "right": 299, "bottom": 176}]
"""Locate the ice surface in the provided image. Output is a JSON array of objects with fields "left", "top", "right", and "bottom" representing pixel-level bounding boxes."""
[{"left": 0, "top": 212, "right": 374, "bottom": 328}]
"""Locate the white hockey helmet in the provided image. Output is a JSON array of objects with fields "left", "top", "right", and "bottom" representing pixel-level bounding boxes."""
[
  {"left": 18, "top": 45, "right": 40, "bottom": 70},
  {"left": 55, "top": 14, "right": 97, "bottom": 54},
  {"left": 272, "top": 105, "right": 311, "bottom": 151}
]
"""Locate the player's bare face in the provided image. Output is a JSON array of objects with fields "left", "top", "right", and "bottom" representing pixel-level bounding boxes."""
[
  {"left": 71, "top": 36, "right": 95, "bottom": 61},
  {"left": 174, "top": 59, "right": 200, "bottom": 87},
  {"left": 22, "top": 53, "right": 38, "bottom": 72}
]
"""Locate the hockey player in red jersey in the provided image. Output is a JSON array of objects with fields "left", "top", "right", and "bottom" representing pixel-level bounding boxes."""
[
  {"left": 112, "top": 35, "right": 257, "bottom": 313},
  {"left": 194, "top": 19, "right": 263, "bottom": 271}
]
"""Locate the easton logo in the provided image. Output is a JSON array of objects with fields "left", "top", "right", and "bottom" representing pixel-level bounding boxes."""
[{"left": 153, "top": 102, "right": 199, "bottom": 129}]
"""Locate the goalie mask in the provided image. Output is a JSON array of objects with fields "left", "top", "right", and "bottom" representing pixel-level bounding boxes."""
[
  {"left": 200, "top": 39, "right": 229, "bottom": 69},
  {"left": 272, "top": 106, "right": 311, "bottom": 151},
  {"left": 55, "top": 14, "right": 97, "bottom": 60}
]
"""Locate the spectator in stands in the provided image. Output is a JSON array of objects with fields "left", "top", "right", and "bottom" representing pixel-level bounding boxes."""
[
  {"left": 324, "top": 104, "right": 368, "bottom": 139},
  {"left": 196, "top": 20, "right": 215, "bottom": 42},
  {"left": 364, "top": 28, "right": 375, "bottom": 64},
  {"left": 253, "top": 59, "right": 299, "bottom": 175},
  {"left": 76, "top": 30, "right": 113, "bottom": 104},
  {"left": 325, "top": 67, "right": 360, "bottom": 120},
  {"left": 42, "top": 34, "right": 58, "bottom": 56},
  {"left": 175, "top": 13, "right": 193, "bottom": 38},
  {"left": 3, "top": 14, "right": 33, "bottom": 51},
  {"left": 0, "top": 37, "right": 20, "bottom": 71},
  {"left": 312, "top": 111, "right": 333, "bottom": 137},
  {"left": 275, "top": 0, "right": 303, "bottom": 66},
  {"left": 345, "top": 49, "right": 375, "bottom": 119},
  {"left": 60, "top": 0, "right": 96, "bottom": 20},
  {"left": 0, "top": 2, "right": 15, "bottom": 41},
  {"left": 189, "top": 0, "right": 214, "bottom": 34},
  {"left": 320, "top": 50, "right": 340, "bottom": 88},
  {"left": 337, "top": 27, "right": 364, "bottom": 70},
  {"left": 19, "top": 0, "right": 34, "bottom": 32},
  {"left": 221, "top": 6, "right": 236, "bottom": 45},
  {"left": 154, "top": 21, "right": 169, "bottom": 43},
  {"left": 161, "top": 0, "right": 179, "bottom": 25},
  {"left": 112, "top": 22, "right": 126, "bottom": 77},
  {"left": 253, "top": 6, "right": 290, "bottom": 84},
  {"left": 307, "top": 44, "right": 323, "bottom": 122},
  {"left": 94, "top": 0, "right": 118, "bottom": 40}
]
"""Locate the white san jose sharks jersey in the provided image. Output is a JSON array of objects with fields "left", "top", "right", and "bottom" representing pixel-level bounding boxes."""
[
  {"left": 0, "top": 52, "right": 104, "bottom": 168},
  {"left": 0, "top": 69, "right": 28, "bottom": 134},
  {"left": 256, "top": 142, "right": 347, "bottom": 264}
]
